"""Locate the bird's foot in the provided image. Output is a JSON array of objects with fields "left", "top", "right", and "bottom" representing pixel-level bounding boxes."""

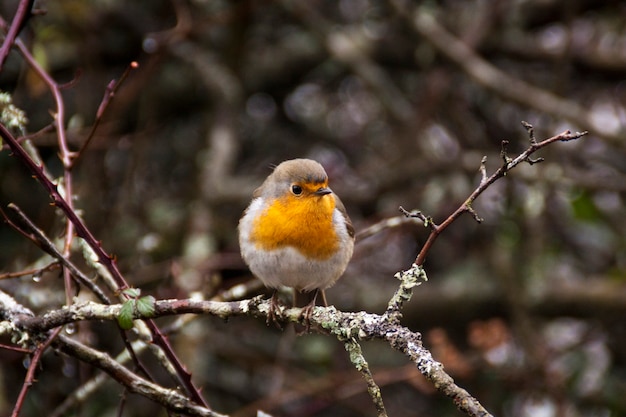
[{"left": 266, "top": 291, "right": 284, "bottom": 329}]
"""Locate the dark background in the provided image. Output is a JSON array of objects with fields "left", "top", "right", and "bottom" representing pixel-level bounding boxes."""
[{"left": 1, "top": 1, "right": 625, "bottom": 416}]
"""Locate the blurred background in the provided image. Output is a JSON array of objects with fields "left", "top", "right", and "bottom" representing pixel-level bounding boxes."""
[{"left": 1, "top": 0, "right": 625, "bottom": 416}]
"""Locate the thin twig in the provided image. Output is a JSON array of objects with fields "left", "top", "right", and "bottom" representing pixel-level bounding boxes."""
[
  {"left": 0, "top": 123, "right": 210, "bottom": 408},
  {"left": 54, "top": 335, "right": 226, "bottom": 417},
  {"left": 5, "top": 34, "right": 204, "bottom": 405},
  {"left": 356, "top": 214, "right": 425, "bottom": 241},
  {"left": 3, "top": 203, "right": 161, "bottom": 393},
  {"left": 0, "top": 343, "right": 31, "bottom": 353},
  {"left": 71, "top": 61, "right": 139, "bottom": 167},
  {"left": 3, "top": 203, "right": 111, "bottom": 304},
  {"left": 1, "top": 122, "right": 126, "bottom": 288},
  {"left": 11, "top": 33, "right": 76, "bottom": 305},
  {"left": 399, "top": 206, "right": 436, "bottom": 231},
  {"left": 11, "top": 327, "right": 62, "bottom": 417},
  {"left": 0, "top": 262, "right": 61, "bottom": 281},
  {"left": 413, "top": 124, "right": 586, "bottom": 266},
  {"left": 0, "top": 125, "right": 58, "bottom": 151},
  {"left": 0, "top": 0, "right": 35, "bottom": 71}
]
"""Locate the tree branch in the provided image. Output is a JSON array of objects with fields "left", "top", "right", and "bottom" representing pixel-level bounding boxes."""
[
  {"left": 0, "top": 0, "right": 34, "bottom": 71},
  {"left": 1, "top": 203, "right": 111, "bottom": 303},
  {"left": 11, "top": 327, "right": 62, "bottom": 417},
  {"left": 344, "top": 338, "right": 388, "bottom": 417},
  {"left": 54, "top": 335, "right": 227, "bottom": 417},
  {"left": 6, "top": 277, "right": 493, "bottom": 417},
  {"left": 0, "top": 122, "right": 211, "bottom": 409},
  {"left": 410, "top": 124, "right": 586, "bottom": 266}
]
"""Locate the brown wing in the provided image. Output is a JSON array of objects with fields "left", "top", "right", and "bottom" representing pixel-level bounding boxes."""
[{"left": 334, "top": 194, "right": 355, "bottom": 239}]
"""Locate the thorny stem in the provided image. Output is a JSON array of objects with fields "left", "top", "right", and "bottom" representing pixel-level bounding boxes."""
[
  {"left": 12, "top": 35, "right": 76, "bottom": 305},
  {"left": 1, "top": 123, "right": 125, "bottom": 288},
  {"left": 0, "top": 122, "right": 210, "bottom": 410},
  {"left": 0, "top": 50, "right": 208, "bottom": 409},
  {"left": 0, "top": 0, "right": 35, "bottom": 71}
]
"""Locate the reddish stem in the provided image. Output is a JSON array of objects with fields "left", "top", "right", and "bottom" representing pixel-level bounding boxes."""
[
  {"left": 0, "top": 123, "right": 210, "bottom": 408},
  {"left": 413, "top": 127, "right": 586, "bottom": 266},
  {"left": 11, "top": 327, "right": 62, "bottom": 417},
  {"left": 0, "top": 0, "right": 34, "bottom": 71}
]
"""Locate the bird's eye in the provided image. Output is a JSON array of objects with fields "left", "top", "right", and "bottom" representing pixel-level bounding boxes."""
[{"left": 291, "top": 184, "right": 303, "bottom": 195}]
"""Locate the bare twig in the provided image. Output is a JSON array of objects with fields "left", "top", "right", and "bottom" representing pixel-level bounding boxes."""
[
  {"left": 2, "top": 72, "right": 128, "bottom": 294},
  {"left": 11, "top": 327, "right": 62, "bottom": 417},
  {"left": 0, "top": 343, "right": 31, "bottom": 353},
  {"left": 2, "top": 33, "right": 217, "bottom": 407},
  {"left": 0, "top": 97, "right": 210, "bottom": 411},
  {"left": 54, "top": 335, "right": 226, "bottom": 417},
  {"left": 2, "top": 204, "right": 111, "bottom": 303},
  {"left": 0, "top": 0, "right": 35, "bottom": 71},
  {"left": 356, "top": 214, "right": 425, "bottom": 241},
  {"left": 0, "top": 262, "right": 60, "bottom": 280},
  {"left": 399, "top": 206, "right": 435, "bottom": 230},
  {"left": 412, "top": 124, "right": 586, "bottom": 266},
  {"left": 10, "top": 33, "right": 76, "bottom": 305},
  {"left": 2, "top": 204, "right": 163, "bottom": 409},
  {"left": 71, "top": 61, "right": 139, "bottom": 167}
]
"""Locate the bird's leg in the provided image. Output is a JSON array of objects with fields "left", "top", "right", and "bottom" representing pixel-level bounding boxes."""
[
  {"left": 318, "top": 289, "right": 328, "bottom": 307},
  {"left": 295, "top": 289, "right": 323, "bottom": 334},
  {"left": 267, "top": 290, "right": 283, "bottom": 328}
]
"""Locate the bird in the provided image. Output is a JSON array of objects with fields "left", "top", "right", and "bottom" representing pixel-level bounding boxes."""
[{"left": 238, "top": 158, "right": 354, "bottom": 329}]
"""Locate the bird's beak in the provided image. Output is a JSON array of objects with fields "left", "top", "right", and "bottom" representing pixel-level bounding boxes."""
[{"left": 314, "top": 187, "right": 332, "bottom": 196}]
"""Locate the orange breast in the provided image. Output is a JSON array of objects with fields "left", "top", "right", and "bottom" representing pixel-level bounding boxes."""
[{"left": 250, "top": 194, "right": 338, "bottom": 260}]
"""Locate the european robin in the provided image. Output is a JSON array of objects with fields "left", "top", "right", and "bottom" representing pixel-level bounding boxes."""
[{"left": 238, "top": 158, "right": 355, "bottom": 327}]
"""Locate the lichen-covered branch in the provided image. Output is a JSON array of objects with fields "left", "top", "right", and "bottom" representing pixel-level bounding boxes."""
[
  {"left": 3, "top": 290, "right": 493, "bottom": 417},
  {"left": 344, "top": 338, "right": 388, "bottom": 417}
]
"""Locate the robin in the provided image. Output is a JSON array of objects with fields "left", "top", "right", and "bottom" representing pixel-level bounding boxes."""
[{"left": 238, "top": 158, "right": 355, "bottom": 328}]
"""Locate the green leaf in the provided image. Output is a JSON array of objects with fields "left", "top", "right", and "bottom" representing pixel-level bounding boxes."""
[
  {"left": 118, "top": 300, "right": 135, "bottom": 330},
  {"left": 136, "top": 295, "right": 156, "bottom": 318},
  {"left": 122, "top": 287, "right": 141, "bottom": 298}
]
